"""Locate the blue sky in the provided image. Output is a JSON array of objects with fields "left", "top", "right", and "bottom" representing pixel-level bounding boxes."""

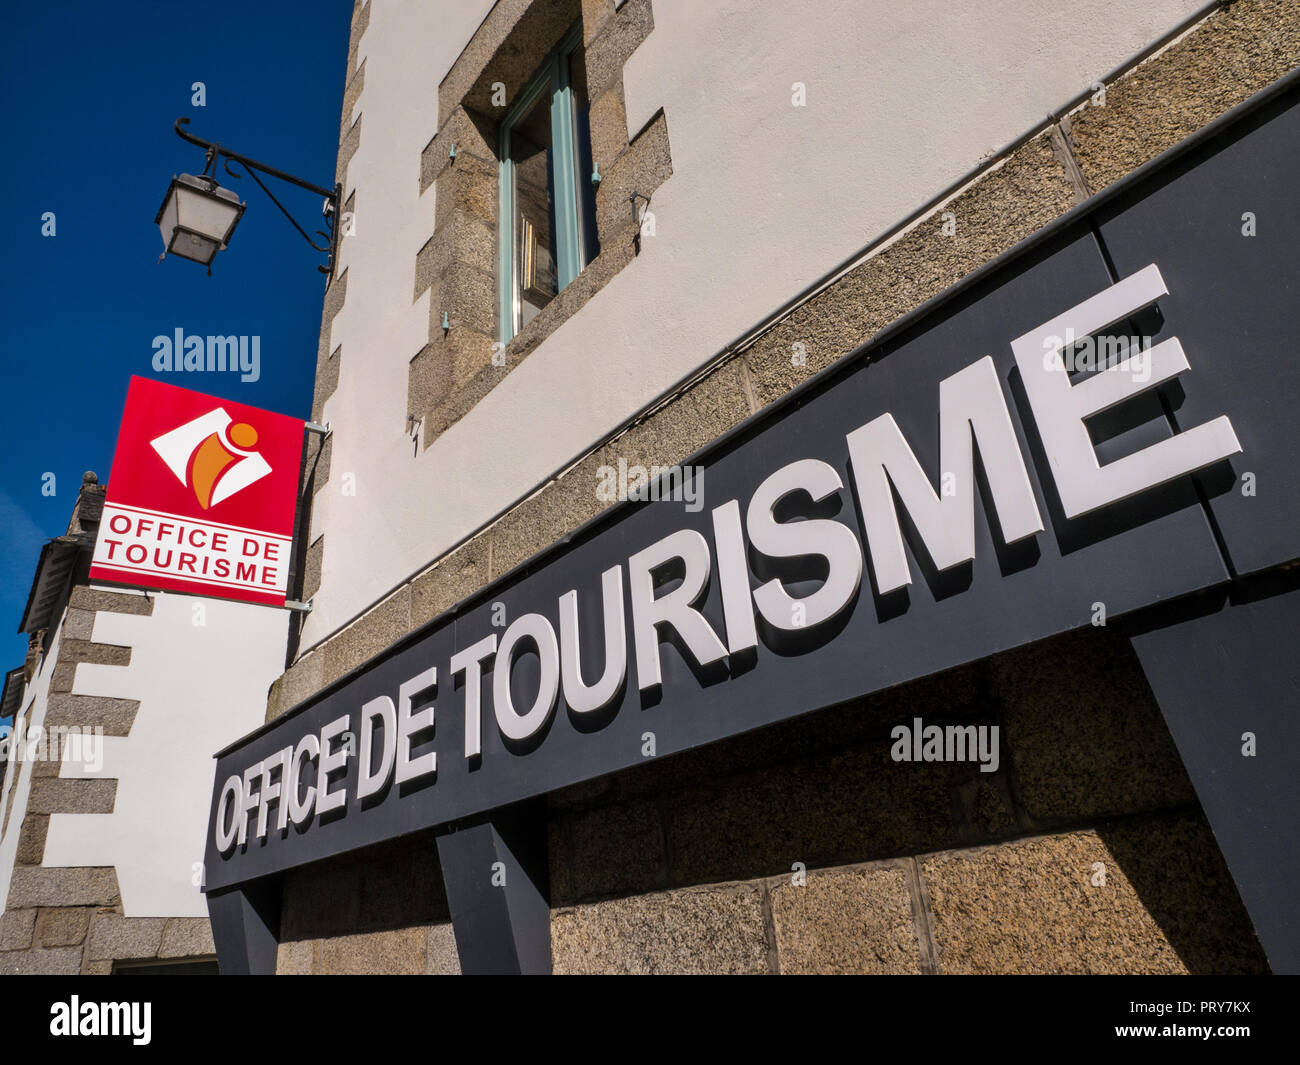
[{"left": 0, "top": 0, "right": 353, "bottom": 669}]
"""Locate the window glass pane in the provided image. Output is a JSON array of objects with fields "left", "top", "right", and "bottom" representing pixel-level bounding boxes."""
[
  {"left": 568, "top": 43, "right": 600, "bottom": 266},
  {"left": 511, "top": 89, "right": 557, "bottom": 331}
]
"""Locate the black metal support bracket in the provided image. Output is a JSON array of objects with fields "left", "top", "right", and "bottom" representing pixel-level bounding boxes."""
[
  {"left": 435, "top": 800, "right": 552, "bottom": 974},
  {"left": 174, "top": 116, "right": 343, "bottom": 278},
  {"left": 207, "top": 877, "right": 282, "bottom": 975},
  {"left": 1127, "top": 574, "right": 1300, "bottom": 975}
]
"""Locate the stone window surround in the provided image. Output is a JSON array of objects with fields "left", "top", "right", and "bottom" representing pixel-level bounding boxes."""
[
  {"left": 298, "top": 0, "right": 668, "bottom": 622},
  {"left": 409, "top": 0, "right": 670, "bottom": 447}
]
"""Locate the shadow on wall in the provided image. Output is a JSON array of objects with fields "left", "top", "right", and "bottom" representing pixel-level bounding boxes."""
[
  {"left": 267, "top": 629, "right": 1268, "bottom": 974},
  {"left": 544, "top": 627, "right": 1269, "bottom": 974},
  {"left": 1096, "top": 815, "right": 1268, "bottom": 975}
]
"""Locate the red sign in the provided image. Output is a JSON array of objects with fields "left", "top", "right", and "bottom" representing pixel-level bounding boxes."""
[{"left": 90, "top": 377, "right": 305, "bottom": 606}]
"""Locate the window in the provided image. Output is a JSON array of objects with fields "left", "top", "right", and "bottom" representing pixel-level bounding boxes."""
[{"left": 497, "top": 25, "right": 600, "bottom": 343}]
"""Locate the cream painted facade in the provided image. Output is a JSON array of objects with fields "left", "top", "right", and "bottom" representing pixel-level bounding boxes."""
[
  {"left": 0, "top": 467, "right": 289, "bottom": 972},
  {"left": 301, "top": 0, "right": 1207, "bottom": 649},
  {"left": 0, "top": 625, "right": 65, "bottom": 921},
  {"left": 38, "top": 590, "right": 287, "bottom": 918},
  {"left": 0, "top": 589, "right": 286, "bottom": 923}
]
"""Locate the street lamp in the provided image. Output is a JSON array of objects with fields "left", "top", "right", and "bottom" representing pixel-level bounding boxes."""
[
  {"left": 155, "top": 173, "right": 245, "bottom": 267},
  {"left": 156, "top": 117, "right": 342, "bottom": 277}
]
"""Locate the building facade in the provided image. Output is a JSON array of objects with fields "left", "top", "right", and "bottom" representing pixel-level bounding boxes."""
[
  {"left": 0, "top": 474, "right": 288, "bottom": 973},
  {"left": 205, "top": 0, "right": 1299, "bottom": 974}
]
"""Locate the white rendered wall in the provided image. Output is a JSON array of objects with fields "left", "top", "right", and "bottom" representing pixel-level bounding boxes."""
[
  {"left": 42, "top": 589, "right": 288, "bottom": 918},
  {"left": 0, "top": 625, "right": 63, "bottom": 917},
  {"left": 302, "top": 0, "right": 1206, "bottom": 648}
]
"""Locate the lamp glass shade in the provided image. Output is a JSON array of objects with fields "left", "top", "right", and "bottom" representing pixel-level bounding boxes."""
[{"left": 155, "top": 174, "right": 245, "bottom": 265}]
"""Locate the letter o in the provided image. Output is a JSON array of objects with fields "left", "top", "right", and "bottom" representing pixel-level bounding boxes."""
[
  {"left": 493, "top": 613, "right": 560, "bottom": 741},
  {"left": 110, "top": 514, "right": 132, "bottom": 534},
  {"left": 214, "top": 774, "right": 243, "bottom": 853}
]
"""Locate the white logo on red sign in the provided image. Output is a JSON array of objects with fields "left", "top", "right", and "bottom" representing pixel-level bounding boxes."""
[
  {"left": 149, "top": 408, "right": 272, "bottom": 510},
  {"left": 90, "top": 377, "right": 305, "bottom": 607}
]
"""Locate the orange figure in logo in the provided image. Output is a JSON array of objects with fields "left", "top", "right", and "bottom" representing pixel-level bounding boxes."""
[{"left": 187, "top": 422, "right": 258, "bottom": 509}]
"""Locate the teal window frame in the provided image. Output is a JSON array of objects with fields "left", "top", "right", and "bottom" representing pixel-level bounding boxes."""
[{"left": 497, "top": 25, "right": 593, "bottom": 344}]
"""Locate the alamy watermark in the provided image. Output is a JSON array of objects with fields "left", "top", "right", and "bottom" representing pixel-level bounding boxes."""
[
  {"left": 1044, "top": 327, "right": 1152, "bottom": 382},
  {"left": 50, "top": 997, "right": 151, "bottom": 1045},
  {"left": 890, "top": 717, "right": 1000, "bottom": 773},
  {"left": 151, "top": 328, "right": 260, "bottom": 383},
  {"left": 0, "top": 722, "right": 104, "bottom": 773},
  {"left": 597, "top": 458, "right": 704, "bottom": 512}
]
